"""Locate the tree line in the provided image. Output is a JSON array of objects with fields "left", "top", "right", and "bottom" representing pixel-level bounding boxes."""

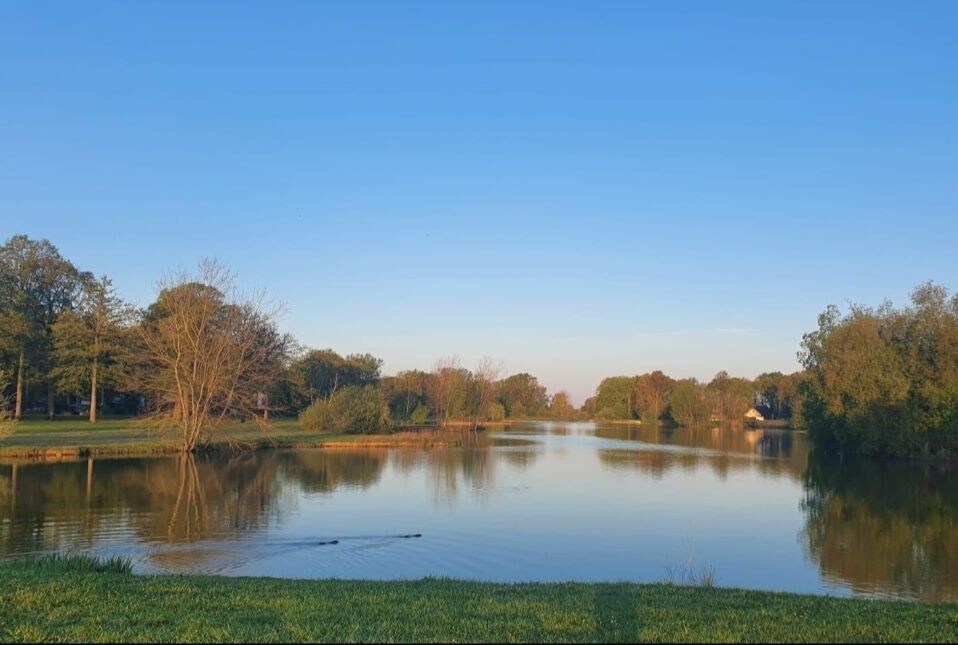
[
  {"left": 0, "top": 235, "right": 581, "bottom": 449},
  {"left": 277, "top": 354, "right": 581, "bottom": 434},
  {"left": 2, "top": 233, "right": 782, "bottom": 445},
  {"left": 581, "top": 369, "right": 802, "bottom": 428},
  {"left": 2, "top": 235, "right": 954, "bottom": 458}
]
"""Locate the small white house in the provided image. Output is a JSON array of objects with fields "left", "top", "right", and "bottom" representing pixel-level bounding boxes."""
[{"left": 744, "top": 407, "right": 765, "bottom": 422}]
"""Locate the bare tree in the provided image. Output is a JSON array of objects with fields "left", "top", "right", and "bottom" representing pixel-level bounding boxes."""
[
  {"left": 388, "top": 369, "right": 427, "bottom": 421},
  {"left": 548, "top": 390, "right": 576, "bottom": 420},
  {"left": 469, "top": 356, "right": 502, "bottom": 431},
  {"left": 426, "top": 356, "right": 464, "bottom": 428},
  {"left": 137, "top": 261, "right": 287, "bottom": 452}
]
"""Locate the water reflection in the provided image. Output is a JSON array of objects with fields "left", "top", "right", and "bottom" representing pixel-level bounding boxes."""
[
  {"left": 0, "top": 444, "right": 541, "bottom": 553},
  {"left": 598, "top": 424, "right": 804, "bottom": 458},
  {"left": 802, "top": 456, "right": 958, "bottom": 601},
  {"left": 284, "top": 449, "right": 387, "bottom": 493},
  {"left": 0, "top": 423, "right": 956, "bottom": 601},
  {"left": 0, "top": 454, "right": 290, "bottom": 554},
  {"left": 595, "top": 426, "right": 808, "bottom": 481}
]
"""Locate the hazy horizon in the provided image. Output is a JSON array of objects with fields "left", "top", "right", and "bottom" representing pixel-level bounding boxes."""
[{"left": 3, "top": 2, "right": 956, "bottom": 403}]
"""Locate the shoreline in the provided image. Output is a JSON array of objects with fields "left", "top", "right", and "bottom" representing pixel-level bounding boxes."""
[
  {"left": 0, "top": 416, "right": 588, "bottom": 463},
  {"left": 2, "top": 556, "right": 955, "bottom": 643},
  {"left": 0, "top": 415, "right": 810, "bottom": 463},
  {"left": 0, "top": 417, "right": 470, "bottom": 463}
]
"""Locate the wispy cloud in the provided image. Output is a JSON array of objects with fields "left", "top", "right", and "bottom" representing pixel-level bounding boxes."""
[{"left": 629, "top": 328, "right": 757, "bottom": 338}]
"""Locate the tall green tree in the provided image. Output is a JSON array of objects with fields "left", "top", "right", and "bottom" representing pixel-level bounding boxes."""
[
  {"left": 51, "top": 276, "right": 131, "bottom": 423},
  {"left": 289, "top": 349, "right": 383, "bottom": 405},
  {"left": 632, "top": 371, "right": 676, "bottom": 425},
  {"left": 669, "top": 378, "right": 710, "bottom": 428},
  {"left": 496, "top": 373, "right": 548, "bottom": 418},
  {"left": 753, "top": 371, "right": 802, "bottom": 420},
  {"left": 593, "top": 376, "right": 634, "bottom": 419},
  {"left": 0, "top": 363, "right": 14, "bottom": 438},
  {"left": 0, "top": 304, "right": 29, "bottom": 417},
  {"left": 0, "top": 235, "right": 87, "bottom": 419},
  {"left": 706, "top": 370, "right": 755, "bottom": 426}
]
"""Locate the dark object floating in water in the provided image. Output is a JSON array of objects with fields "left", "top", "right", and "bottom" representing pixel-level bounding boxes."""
[{"left": 309, "top": 534, "right": 421, "bottom": 545}]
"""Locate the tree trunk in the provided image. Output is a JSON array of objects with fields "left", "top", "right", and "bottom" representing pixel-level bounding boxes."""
[
  {"left": 47, "top": 381, "right": 55, "bottom": 420},
  {"left": 262, "top": 394, "right": 269, "bottom": 421},
  {"left": 14, "top": 351, "right": 24, "bottom": 420},
  {"left": 89, "top": 360, "right": 98, "bottom": 424}
]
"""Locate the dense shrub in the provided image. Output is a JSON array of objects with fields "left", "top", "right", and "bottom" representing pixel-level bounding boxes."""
[
  {"left": 483, "top": 402, "right": 506, "bottom": 422},
  {"left": 300, "top": 386, "right": 391, "bottom": 434},
  {"left": 408, "top": 404, "right": 430, "bottom": 425},
  {"left": 594, "top": 407, "right": 618, "bottom": 421}
]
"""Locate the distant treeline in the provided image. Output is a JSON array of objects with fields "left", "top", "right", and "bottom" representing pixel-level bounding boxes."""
[
  {"left": 289, "top": 354, "right": 578, "bottom": 434},
  {"left": 582, "top": 370, "right": 801, "bottom": 428},
  {"left": 1, "top": 235, "right": 954, "bottom": 457}
]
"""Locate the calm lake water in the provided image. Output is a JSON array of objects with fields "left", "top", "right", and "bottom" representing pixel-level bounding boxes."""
[{"left": 1, "top": 422, "right": 956, "bottom": 602}]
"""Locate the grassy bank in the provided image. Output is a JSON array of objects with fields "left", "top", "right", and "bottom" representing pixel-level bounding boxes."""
[
  {"left": 0, "top": 417, "right": 464, "bottom": 461},
  {"left": 1, "top": 557, "right": 956, "bottom": 643}
]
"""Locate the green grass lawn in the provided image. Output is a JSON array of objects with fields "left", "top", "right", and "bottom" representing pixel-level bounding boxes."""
[
  {"left": 1, "top": 556, "right": 956, "bottom": 643},
  {"left": 0, "top": 416, "right": 462, "bottom": 460}
]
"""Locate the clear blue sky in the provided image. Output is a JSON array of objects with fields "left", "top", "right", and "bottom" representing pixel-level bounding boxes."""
[{"left": 2, "top": 1, "right": 956, "bottom": 402}]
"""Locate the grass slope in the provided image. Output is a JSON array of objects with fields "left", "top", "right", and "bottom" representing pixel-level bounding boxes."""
[
  {"left": 0, "top": 417, "right": 461, "bottom": 460},
  {"left": 1, "top": 557, "right": 956, "bottom": 643}
]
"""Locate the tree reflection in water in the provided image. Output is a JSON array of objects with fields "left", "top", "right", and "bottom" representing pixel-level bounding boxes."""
[
  {"left": 282, "top": 449, "right": 387, "bottom": 494},
  {"left": 0, "top": 444, "right": 540, "bottom": 553},
  {"left": 593, "top": 424, "right": 958, "bottom": 602},
  {"left": 1, "top": 427, "right": 956, "bottom": 600},
  {"left": 802, "top": 456, "right": 958, "bottom": 602},
  {"left": 388, "top": 432, "right": 541, "bottom": 503},
  {"left": 595, "top": 425, "right": 808, "bottom": 481}
]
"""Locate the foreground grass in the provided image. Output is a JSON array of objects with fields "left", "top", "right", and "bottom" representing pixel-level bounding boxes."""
[
  {"left": 1, "top": 557, "right": 956, "bottom": 643},
  {"left": 0, "top": 417, "right": 462, "bottom": 460}
]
